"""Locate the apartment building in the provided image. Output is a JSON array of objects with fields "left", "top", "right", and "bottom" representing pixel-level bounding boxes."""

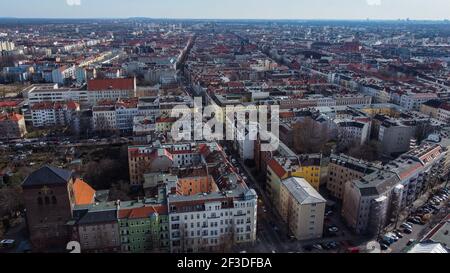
[
  {"left": 375, "top": 116, "right": 417, "bottom": 157},
  {"left": 87, "top": 78, "right": 137, "bottom": 105},
  {"left": 0, "top": 112, "right": 27, "bottom": 139},
  {"left": 118, "top": 203, "right": 170, "bottom": 253},
  {"left": 30, "top": 101, "right": 80, "bottom": 127},
  {"left": 335, "top": 120, "right": 371, "bottom": 146},
  {"left": 73, "top": 206, "right": 121, "bottom": 253},
  {"left": 327, "top": 154, "right": 378, "bottom": 200},
  {"left": 52, "top": 65, "right": 76, "bottom": 84},
  {"left": 279, "top": 177, "right": 326, "bottom": 240},
  {"left": 128, "top": 143, "right": 202, "bottom": 186},
  {"left": 167, "top": 188, "right": 258, "bottom": 253},
  {"left": 267, "top": 154, "right": 322, "bottom": 211},
  {"left": 420, "top": 100, "right": 450, "bottom": 123},
  {"left": 24, "top": 84, "right": 89, "bottom": 106},
  {"left": 342, "top": 143, "right": 446, "bottom": 235},
  {"left": 132, "top": 116, "right": 156, "bottom": 144},
  {"left": 400, "top": 92, "right": 439, "bottom": 111}
]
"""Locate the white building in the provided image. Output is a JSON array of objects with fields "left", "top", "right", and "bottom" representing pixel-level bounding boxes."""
[
  {"left": 335, "top": 119, "right": 371, "bottom": 146},
  {"left": 52, "top": 66, "right": 76, "bottom": 84},
  {"left": 24, "top": 84, "right": 89, "bottom": 106},
  {"left": 87, "top": 78, "right": 136, "bottom": 106},
  {"left": 30, "top": 101, "right": 80, "bottom": 127},
  {"left": 400, "top": 92, "right": 438, "bottom": 111},
  {"left": 92, "top": 105, "right": 116, "bottom": 132},
  {"left": 167, "top": 189, "right": 258, "bottom": 253}
]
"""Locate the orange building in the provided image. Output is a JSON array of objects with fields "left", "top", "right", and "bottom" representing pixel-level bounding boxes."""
[{"left": 178, "top": 175, "right": 217, "bottom": 196}]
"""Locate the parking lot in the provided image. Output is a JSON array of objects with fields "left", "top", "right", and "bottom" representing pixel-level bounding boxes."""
[{"left": 378, "top": 187, "right": 449, "bottom": 253}]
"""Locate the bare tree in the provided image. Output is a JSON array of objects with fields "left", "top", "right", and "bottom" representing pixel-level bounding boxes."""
[
  {"left": 415, "top": 120, "right": 435, "bottom": 144},
  {"left": 292, "top": 118, "right": 330, "bottom": 154},
  {"left": 0, "top": 185, "right": 23, "bottom": 217},
  {"left": 347, "top": 140, "right": 382, "bottom": 162}
]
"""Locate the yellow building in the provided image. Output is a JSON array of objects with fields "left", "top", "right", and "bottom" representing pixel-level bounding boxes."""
[
  {"left": 267, "top": 154, "right": 322, "bottom": 210},
  {"left": 420, "top": 101, "right": 440, "bottom": 119},
  {"left": 280, "top": 177, "right": 326, "bottom": 240},
  {"left": 360, "top": 104, "right": 402, "bottom": 118}
]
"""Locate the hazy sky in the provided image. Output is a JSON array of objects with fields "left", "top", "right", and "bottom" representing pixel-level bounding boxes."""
[{"left": 1, "top": 0, "right": 450, "bottom": 20}]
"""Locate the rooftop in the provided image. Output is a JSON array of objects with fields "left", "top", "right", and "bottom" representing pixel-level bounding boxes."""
[{"left": 281, "top": 177, "right": 326, "bottom": 205}]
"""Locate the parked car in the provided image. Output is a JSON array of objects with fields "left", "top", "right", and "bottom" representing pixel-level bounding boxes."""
[
  {"left": 403, "top": 228, "right": 413, "bottom": 234},
  {"left": 389, "top": 233, "right": 399, "bottom": 241},
  {"left": 383, "top": 234, "right": 397, "bottom": 244},
  {"left": 381, "top": 239, "right": 392, "bottom": 246},
  {"left": 407, "top": 239, "right": 416, "bottom": 246},
  {"left": 312, "top": 244, "right": 323, "bottom": 250},
  {"left": 393, "top": 230, "right": 404, "bottom": 238},
  {"left": 326, "top": 241, "right": 339, "bottom": 249},
  {"left": 347, "top": 247, "right": 360, "bottom": 253},
  {"left": 0, "top": 239, "right": 15, "bottom": 249},
  {"left": 325, "top": 210, "right": 334, "bottom": 217},
  {"left": 328, "top": 227, "right": 339, "bottom": 233},
  {"left": 401, "top": 223, "right": 413, "bottom": 230},
  {"left": 380, "top": 244, "right": 389, "bottom": 251},
  {"left": 408, "top": 217, "right": 421, "bottom": 225},
  {"left": 321, "top": 243, "right": 332, "bottom": 250}
]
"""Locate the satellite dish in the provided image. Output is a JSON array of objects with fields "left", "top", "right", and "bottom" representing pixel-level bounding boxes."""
[{"left": 366, "top": 241, "right": 381, "bottom": 253}]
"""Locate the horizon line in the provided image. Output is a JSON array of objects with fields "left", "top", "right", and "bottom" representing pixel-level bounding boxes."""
[{"left": 0, "top": 16, "right": 449, "bottom": 22}]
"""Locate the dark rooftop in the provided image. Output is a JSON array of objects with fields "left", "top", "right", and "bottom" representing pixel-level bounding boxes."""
[{"left": 22, "top": 165, "right": 73, "bottom": 188}]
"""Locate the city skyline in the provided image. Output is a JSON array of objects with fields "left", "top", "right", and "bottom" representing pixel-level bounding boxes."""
[{"left": 0, "top": 0, "right": 450, "bottom": 20}]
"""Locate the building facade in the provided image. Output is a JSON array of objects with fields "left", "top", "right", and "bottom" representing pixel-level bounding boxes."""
[
  {"left": 0, "top": 112, "right": 27, "bottom": 139},
  {"left": 279, "top": 177, "right": 326, "bottom": 240}
]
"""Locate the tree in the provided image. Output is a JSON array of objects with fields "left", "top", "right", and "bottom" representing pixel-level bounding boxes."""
[
  {"left": 292, "top": 118, "right": 330, "bottom": 154},
  {"left": 83, "top": 159, "right": 123, "bottom": 190},
  {"left": 415, "top": 120, "right": 435, "bottom": 144},
  {"left": 109, "top": 181, "right": 131, "bottom": 201},
  {"left": 347, "top": 140, "right": 382, "bottom": 162},
  {"left": 0, "top": 185, "right": 23, "bottom": 217}
]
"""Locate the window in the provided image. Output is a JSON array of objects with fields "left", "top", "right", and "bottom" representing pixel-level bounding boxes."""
[
  {"left": 52, "top": 196, "right": 57, "bottom": 205},
  {"left": 44, "top": 196, "right": 50, "bottom": 205},
  {"left": 37, "top": 197, "right": 43, "bottom": 206}
]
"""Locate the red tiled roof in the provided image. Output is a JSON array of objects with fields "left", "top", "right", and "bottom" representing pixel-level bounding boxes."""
[
  {"left": 398, "top": 163, "right": 422, "bottom": 180},
  {"left": 267, "top": 158, "right": 287, "bottom": 178},
  {"left": 156, "top": 117, "right": 177, "bottom": 123},
  {"left": 0, "top": 100, "right": 22, "bottom": 108},
  {"left": 0, "top": 113, "right": 23, "bottom": 122},
  {"left": 280, "top": 112, "right": 295, "bottom": 119},
  {"left": 31, "top": 101, "right": 71, "bottom": 110},
  {"left": 119, "top": 205, "right": 168, "bottom": 219},
  {"left": 66, "top": 101, "right": 80, "bottom": 111},
  {"left": 88, "top": 78, "right": 135, "bottom": 91}
]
